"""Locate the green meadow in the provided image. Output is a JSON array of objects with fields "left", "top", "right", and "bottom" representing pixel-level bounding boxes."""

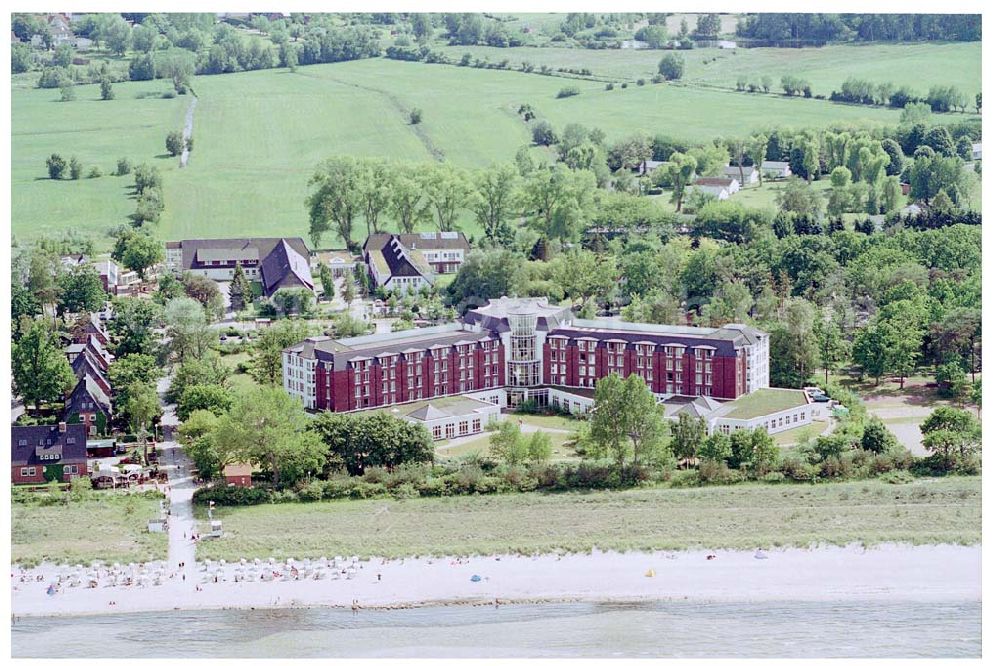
[
  {"left": 11, "top": 43, "right": 979, "bottom": 250},
  {"left": 195, "top": 476, "right": 981, "bottom": 560}
]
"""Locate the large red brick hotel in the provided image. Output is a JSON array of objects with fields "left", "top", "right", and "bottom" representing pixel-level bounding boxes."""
[{"left": 283, "top": 297, "right": 770, "bottom": 413}]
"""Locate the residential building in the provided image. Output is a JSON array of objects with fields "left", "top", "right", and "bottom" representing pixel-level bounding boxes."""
[
  {"left": 63, "top": 375, "right": 112, "bottom": 437},
  {"left": 694, "top": 177, "right": 741, "bottom": 200},
  {"left": 94, "top": 259, "right": 141, "bottom": 296},
  {"left": 284, "top": 297, "right": 771, "bottom": 414},
  {"left": 972, "top": 142, "right": 982, "bottom": 160},
  {"left": 363, "top": 232, "right": 471, "bottom": 293},
  {"left": 723, "top": 165, "right": 759, "bottom": 186},
  {"left": 635, "top": 159, "right": 665, "bottom": 175},
  {"left": 761, "top": 161, "right": 792, "bottom": 179},
  {"left": 11, "top": 422, "right": 88, "bottom": 484},
  {"left": 165, "top": 237, "right": 314, "bottom": 297},
  {"left": 311, "top": 249, "right": 360, "bottom": 278}
]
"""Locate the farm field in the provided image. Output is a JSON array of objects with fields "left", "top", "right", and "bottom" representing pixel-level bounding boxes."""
[
  {"left": 436, "top": 41, "right": 981, "bottom": 97},
  {"left": 11, "top": 46, "right": 979, "bottom": 250},
  {"left": 194, "top": 475, "right": 981, "bottom": 561},
  {"left": 11, "top": 79, "right": 188, "bottom": 248},
  {"left": 11, "top": 493, "right": 168, "bottom": 565}
]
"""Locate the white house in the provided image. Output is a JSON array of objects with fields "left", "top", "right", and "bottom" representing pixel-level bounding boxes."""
[
  {"left": 723, "top": 165, "right": 759, "bottom": 186},
  {"left": 761, "top": 161, "right": 792, "bottom": 179},
  {"left": 694, "top": 177, "right": 740, "bottom": 197},
  {"left": 972, "top": 142, "right": 982, "bottom": 160}
]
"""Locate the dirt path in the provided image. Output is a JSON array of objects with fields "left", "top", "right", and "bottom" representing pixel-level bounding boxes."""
[{"left": 180, "top": 95, "right": 198, "bottom": 168}]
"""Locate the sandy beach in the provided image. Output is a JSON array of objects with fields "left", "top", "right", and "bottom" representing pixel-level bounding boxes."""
[{"left": 10, "top": 543, "right": 981, "bottom": 618}]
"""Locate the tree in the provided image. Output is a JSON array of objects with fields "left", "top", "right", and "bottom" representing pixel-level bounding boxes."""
[
  {"left": 526, "top": 431, "right": 553, "bottom": 462},
  {"left": 769, "top": 298, "right": 819, "bottom": 388},
  {"left": 920, "top": 406, "right": 980, "bottom": 467},
  {"left": 164, "top": 297, "right": 213, "bottom": 362},
  {"left": 46, "top": 154, "right": 67, "bottom": 179},
  {"left": 670, "top": 412, "right": 704, "bottom": 468},
  {"left": 306, "top": 156, "right": 361, "bottom": 248},
  {"left": 317, "top": 263, "right": 335, "bottom": 301},
  {"left": 107, "top": 297, "right": 162, "bottom": 357},
  {"left": 108, "top": 353, "right": 161, "bottom": 412},
  {"left": 881, "top": 138, "right": 905, "bottom": 175},
  {"left": 488, "top": 420, "right": 528, "bottom": 465},
  {"left": 860, "top": 419, "right": 896, "bottom": 454},
  {"left": 112, "top": 229, "right": 164, "bottom": 280},
  {"left": 653, "top": 151, "right": 697, "bottom": 211},
  {"left": 121, "top": 381, "right": 161, "bottom": 445},
  {"left": 12, "top": 42, "right": 34, "bottom": 74},
  {"left": 250, "top": 319, "right": 314, "bottom": 386},
  {"left": 423, "top": 164, "right": 472, "bottom": 232},
  {"left": 59, "top": 83, "right": 76, "bottom": 102},
  {"left": 880, "top": 299, "right": 927, "bottom": 388},
  {"left": 590, "top": 373, "right": 670, "bottom": 473},
  {"left": 100, "top": 14, "right": 132, "bottom": 55},
  {"left": 697, "top": 431, "right": 732, "bottom": 464},
  {"left": 389, "top": 164, "right": 431, "bottom": 234},
  {"left": 448, "top": 249, "right": 526, "bottom": 312},
  {"left": 694, "top": 14, "right": 721, "bottom": 37},
  {"left": 57, "top": 265, "right": 106, "bottom": 315},
  {"left": 357, "top": 158, "right": 392, "bottom": 235},
  {"left": 177, "top": 410, "right": 222, "bottom": 480},
  {"left": 182, "top": 273, "right": 224, "bottom": 320},
  {"left": 12, "top": 318, "right": 75, "bottom": 413},
  {"left": 165, "top": 130, "right": 184, "bottom": 156},
  {"left": 658, "top": 53, "right": 684, "bottom": 80},
  {"left": 166, "top": 354, "right": 230, "bottom": 405},
  {"left": 100, "top": 78, "right": 115, "bottom": 101},
  {"left": 472, "top": 163, "right": 520, "bottom": 245},
  {"left": 689, "top": 142, "right": 730, "bottom": 178},
  {"left": 814, "top": 317, "right": 847, "bottom": 382},
  {"left": 177, "top": 384, "right": 233, "bottom": 420},
  {"left": 310, "top": 410, "right": 433, "bottom": 476},
  {"left": 531, "top": 120, "right": 558, "bottom": 146},
  {"left": 748, "top": 134, "right": 768, "bottom": 187},
  {"left": 229, "top": 263, "right": 253, "bottom": 311},
  {"left": 211, "top": 386, "right": 327, "bottom": 486},
  {"left": 521, "top": 164, "right": 596, "bottom": 243}
]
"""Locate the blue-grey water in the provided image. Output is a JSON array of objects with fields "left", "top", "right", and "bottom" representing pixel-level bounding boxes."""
[{"left": 11, "top": 600, "right": 981, "bottom": 658}]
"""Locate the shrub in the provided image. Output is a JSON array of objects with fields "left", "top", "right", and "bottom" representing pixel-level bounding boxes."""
[
  {"left": 762, "top": 471, "right": 786, "bottom": 483},
  {"left": 193, "top": 484, "right": 273, "bottom": 506},
  {"left": 668, "top": 469, "right": 700, "bottom": 488},
  {"left": 115, "top": 157, "right": 132, "bottom": 176},
  {"left": 556, "top": 86, "right": 580, "bottom": 99},
  {"left": 362, "top": 467, "right": 389, "bottom": 485},
  {"left": 409, "top": 107, "right": 423, "bottom": 124},
  {"left": 605, "top": 82, "right": 614, "bottom": 91},
  {"left": 391, "top": 482, "right": 420, "bottom": 500},
  {"left": 88, "top": 166, "right": 102, "bottom": 178},
  {"left": 879, "top": 470, "right": 914, "bottom": 485},
  {"left": 297, "top": 481, "right": 324, "bottom": 501},
  {"left": 418, "top": 476, "right": 447, "bottom": 497},
  {"left": 698, "top": 460, "right": 736, "bottom": 484}
]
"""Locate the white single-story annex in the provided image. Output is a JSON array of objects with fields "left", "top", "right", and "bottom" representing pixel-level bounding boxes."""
[
  {"left": 380, "top": 394, "right": 502, "bottom": 441},
  {"left": 549, "top": 386, "right": 818, "bottom": 437},
  {"left": 761, "top": 161, "right": 792, "bottom": 179}
]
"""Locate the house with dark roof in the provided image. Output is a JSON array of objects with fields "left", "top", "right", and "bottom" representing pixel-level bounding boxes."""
[
  {"left": 63, "top": 376, "right": 112, "bottom": 437},
  {"left": 723, "top": 165, "right": 759, "bottom": 186},
  {"left": 11, "top": 422, "right": 88, "bottom": 484},
  {"left": 70, "top": 313, "right": 110, "bottom": 348},
  {"left": 364, "top": 232, "right": 471, "bottom": 292},
  {"left": 165, "top": 237, "right": 314, "bottom": 298},
  {"left": 761, "top": 161, "right": 792, "bottom": 179},
  {"left": 70, "top": 352, "right": 111, "bottom": 396}
]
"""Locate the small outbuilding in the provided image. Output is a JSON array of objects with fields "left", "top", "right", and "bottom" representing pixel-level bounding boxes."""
[{"left": 222, "top": 462, "right": 253, "bottom": 487}]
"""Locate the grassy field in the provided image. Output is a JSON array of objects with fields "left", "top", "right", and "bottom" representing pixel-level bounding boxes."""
[
  {"left": 11, "top": 79, "right": 188, "bottom": 248},
  {"left": 11, "top": 45, "right": 979, "bottom": 250},
  {"left": 194, "top": 475, "right": 980, "bottom": 560},
  {"left": 437, "top": 42, "right": 981, "bottom": 97},
  {"left": 11, "top": 493, "right": 168, "bottom": 565},
  {"left": 773, "top": 421, "right": 827, "bottom": 447}
]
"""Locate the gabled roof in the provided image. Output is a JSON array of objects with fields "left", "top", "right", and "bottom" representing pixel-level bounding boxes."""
[
  {"left": 171, "top": 237, "right": 311, "bottom": 273},
  {"left": 65, "top": 375, "right": 112, "bottom": 417},
  {"left": 71, "top": 353, "right": 110, "bottom": 395},
  {"left": 11, "top": 423, "right": 88, "bottom": 466},
  {"left": 694, "top": 177, "right": 738, "bottom": 187},
  {"left": 260, "top": 239, "right": 315, "bottom": 297},
  {"left": 364, "top": 232, "right": 470, "bottom": 253}
]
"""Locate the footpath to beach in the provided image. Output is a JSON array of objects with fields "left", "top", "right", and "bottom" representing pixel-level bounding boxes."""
[{"left": 11, "top": 542, "right": 980, "bottom": 618}]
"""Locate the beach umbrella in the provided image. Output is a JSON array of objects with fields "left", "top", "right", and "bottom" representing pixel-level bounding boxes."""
[
  {"left": 240, "top": 558, "right": 247, "bottom": 565},
  {"left": 219, "top": 559, "right": 226, "bottom": 566}
]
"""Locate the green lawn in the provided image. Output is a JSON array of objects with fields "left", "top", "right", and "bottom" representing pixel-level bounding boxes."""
[
  {"left": 12, "top": 47, "right": 979, "bottom": 250},
  {"left": 723, "top": 387, "right": 809, "bottom": 420},
  {"left": 11, "top": 79, "right": 188, "bottom": 248},
  {"left": 194, "top": 475, "right": 981, "bottom": 560},
  {"left": 437, "top": 41, "right": 981, "bottom": 98},
  {"left": 12, "top": 492, "right": 168, "bottom": 565}
]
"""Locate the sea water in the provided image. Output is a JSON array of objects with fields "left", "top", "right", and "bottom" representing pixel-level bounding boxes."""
[{"left": 11, "top": 600, "right": 981, "bottom": 658}]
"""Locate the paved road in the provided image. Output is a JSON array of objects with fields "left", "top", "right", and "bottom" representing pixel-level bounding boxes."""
[
  {"left": 179, "top": 96, "right": 197, "bottom": 168},
  {"left": 156, "top": 371, "right": 198, "bottom": 578}
]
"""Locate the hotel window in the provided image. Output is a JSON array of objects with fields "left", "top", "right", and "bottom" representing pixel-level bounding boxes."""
[
  {"left": 608, "top": 342, "right": 626, "bottom": 376},
  {"left": 458, "top": 421, "right": 469, "bottom": 436},
  {"left": 432, "top": 426, "right": 442, "bottom": 439},
  {"left": 445, "top": 423, "right": 455, "bottom": 439},
  {"left": 472, "top": 419, "right": 481, "bottom": 433}
]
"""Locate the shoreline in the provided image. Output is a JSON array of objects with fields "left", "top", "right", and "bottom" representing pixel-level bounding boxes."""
[{"left": 11, "top": 543, "right": 981, "bottom": 619}]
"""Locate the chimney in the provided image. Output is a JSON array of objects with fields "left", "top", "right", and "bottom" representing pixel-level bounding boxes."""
[{"left": 58, "top": 421, "right": 67, "bottom": 433}]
